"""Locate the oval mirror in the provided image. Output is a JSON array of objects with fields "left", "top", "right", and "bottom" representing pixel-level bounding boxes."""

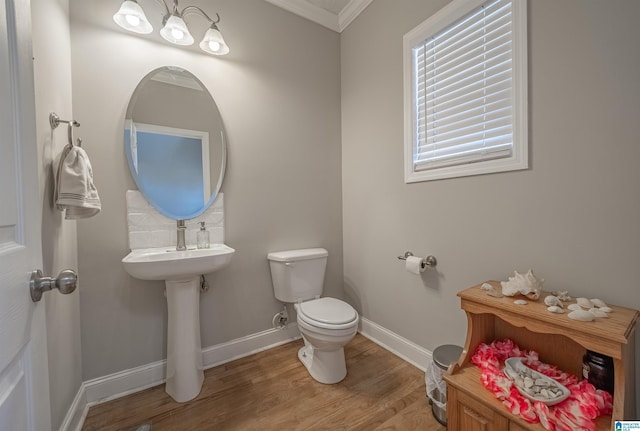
[{"left": 124, "top": 66, "right": 226, "bottom": 220}]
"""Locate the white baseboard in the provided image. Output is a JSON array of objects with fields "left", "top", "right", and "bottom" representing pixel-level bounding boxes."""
[
  {"left": 60, "top": 324, "right": 301, "bottom": 431},
  {"left": 358, "top": 317, "right": 432, "bottom": 372},
  {"left": 61, "top": 318, "right": 433, "bottom": 431},
  {"left": 202, "top": 323, "right": 301, "bottom": 368},
  {"left": 57, "top": 383, "right": 87, "bottom": 431}
]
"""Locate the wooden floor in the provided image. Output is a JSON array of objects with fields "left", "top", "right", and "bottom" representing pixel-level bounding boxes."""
[{"left": 82, "top": 334, "right": 446, "bottom": 431}]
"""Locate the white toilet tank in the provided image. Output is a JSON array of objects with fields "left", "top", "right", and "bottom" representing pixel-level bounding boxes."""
[{"left": 267, "top": 248, "right": 328, "bottom": 303}]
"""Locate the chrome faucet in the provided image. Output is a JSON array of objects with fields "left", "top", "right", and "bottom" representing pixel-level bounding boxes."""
[{"left": 176, "top": 220, "right": 186, "bottom": 251}]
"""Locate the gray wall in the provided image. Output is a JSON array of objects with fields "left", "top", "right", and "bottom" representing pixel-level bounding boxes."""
[
  {"left": 31, "top": 0, "right": 83, "bottom": 429},
  {"left": 342, "top": 0, "right": 640, "bottom": 408},
  {"left": 70, "top": 0, "right": 342, "bottom": 380}
]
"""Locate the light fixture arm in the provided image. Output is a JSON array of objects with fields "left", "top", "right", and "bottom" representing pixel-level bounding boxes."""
[{"left": 181, "top": 6, "right": 220, "bottom": 24}]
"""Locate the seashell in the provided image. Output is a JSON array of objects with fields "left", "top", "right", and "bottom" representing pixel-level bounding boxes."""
[
  {"left": 481, "top": 283, "right": 504, "bottom": 298},
  {"left": 535, "top": 378, "right": 550, "bottom": 387},
  {"left": 576, "top": 297, "right": 593, "bottom": 309},
  {"left": 525, "top": 290, "right": 541, "bottom": 300},
  {"left": 544, "top": 295, "right": 563, "bottom": 308},
  {"left": 524, "top": 377, "right": 534, "bottom": 388},
  {"left": 552, "top": 290, "right": 572, "bottom": 301},
  {"left": 547, "top": 306, "right": 564, "bottom": 314},
  {"left": 514, "top": 299, "right": 528, "bottom": 305},
  {"left": 501, "top": 269, "right": 544, "bottom": 300},
  {"left": 567, "top": 304, "right": 582, "bottom": 311},
  {"left": 599, "top": 306, "right": 613, "bottom": 313},
  {"left": 568, "top": 309, "right": 595, "bottom": 321},
  {"left": 589, "top": 308, "right": 609, "bottom": 318},
  {"left": 590, "top": 298, "right": 607, "bottom": 308}
]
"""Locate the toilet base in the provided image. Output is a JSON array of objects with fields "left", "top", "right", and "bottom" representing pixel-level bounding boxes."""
[{"left": 298, "top": 345, "right": 347, "bottom": 384}]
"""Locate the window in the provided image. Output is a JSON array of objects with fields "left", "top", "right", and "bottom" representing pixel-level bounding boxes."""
[{"left": 403, "top": 0, "right": 527, "bottom": 182}]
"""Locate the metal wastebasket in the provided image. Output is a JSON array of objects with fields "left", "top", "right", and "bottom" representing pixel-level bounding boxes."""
[{"left": 426, "top": 344, "right": 462, "bottom": 426}]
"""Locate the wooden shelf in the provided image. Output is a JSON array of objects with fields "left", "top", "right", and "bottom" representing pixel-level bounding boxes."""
[
  {"left": 443, "top": 281, "right": 639, "bottom": 431},
  {"left": 446, "top": 365, "right": 611, "bottom": 431}
]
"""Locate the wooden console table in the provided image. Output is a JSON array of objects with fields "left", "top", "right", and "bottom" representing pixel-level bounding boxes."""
[{"left": 444, "top": 281, "right": 638, "bottom": 431}]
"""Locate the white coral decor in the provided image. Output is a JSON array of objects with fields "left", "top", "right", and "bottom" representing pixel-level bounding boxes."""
[{"left": 501, "top": 269, "right": 544, "bottom": 300}]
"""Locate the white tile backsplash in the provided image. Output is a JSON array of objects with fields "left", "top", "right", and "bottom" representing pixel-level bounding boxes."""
[{"left": 126, "top": 190, "right": 225, "bottom": 250}]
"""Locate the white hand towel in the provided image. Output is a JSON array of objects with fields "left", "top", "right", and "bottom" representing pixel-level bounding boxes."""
[{"left": 54, "top": 144, "right": 101, "bottom": 219}]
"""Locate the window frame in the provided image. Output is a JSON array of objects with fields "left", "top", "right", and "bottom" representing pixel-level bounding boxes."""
[{"left": 403, "top": 0, "right": 528, "bottom": 183}]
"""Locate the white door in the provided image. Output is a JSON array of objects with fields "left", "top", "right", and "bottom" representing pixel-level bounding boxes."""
[{"left": 0, "top": 0, "right": 52, "bottom": 430}]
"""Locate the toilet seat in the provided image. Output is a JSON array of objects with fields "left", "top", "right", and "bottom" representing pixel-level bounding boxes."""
[{"left": 297, "top": 297, "right": 358, "bottom": 330}]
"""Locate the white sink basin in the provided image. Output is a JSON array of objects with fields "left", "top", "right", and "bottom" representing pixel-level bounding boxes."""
[
  {"left": 122, "top": 244, "right": 235, "bottom": 281},
  {"left": 121, "top": 243, "right": 235, "bottom": 403}
]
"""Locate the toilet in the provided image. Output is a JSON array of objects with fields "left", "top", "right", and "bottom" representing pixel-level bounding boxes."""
[{"left": 267, "top": 248, "right": 359, "bottom": 384}]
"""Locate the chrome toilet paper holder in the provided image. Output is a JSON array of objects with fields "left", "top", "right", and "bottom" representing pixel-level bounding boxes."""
[{"left": 397, "top": 251, "right": 437, "bottom": 269}]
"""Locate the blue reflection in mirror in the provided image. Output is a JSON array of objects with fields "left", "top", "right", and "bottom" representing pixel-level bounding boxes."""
[{"left": 125, "top": 121, "right": 212, "bottom": 219}]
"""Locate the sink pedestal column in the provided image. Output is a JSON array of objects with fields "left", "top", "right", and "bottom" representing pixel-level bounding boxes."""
[{"left": 165, "top": 278, "right": 204, "bottom": 402}]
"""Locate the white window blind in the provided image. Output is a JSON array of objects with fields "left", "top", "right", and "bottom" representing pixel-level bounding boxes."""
[{"left": 404, "top": 0, "right": 527, "bottom": 182}]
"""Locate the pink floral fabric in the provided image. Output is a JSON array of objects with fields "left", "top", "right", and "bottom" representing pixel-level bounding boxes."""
[{"left": 471, "top": 339, "right": 612, "bottom": 431}]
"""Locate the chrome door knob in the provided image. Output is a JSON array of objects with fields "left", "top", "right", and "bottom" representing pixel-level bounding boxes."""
[{"left": 29, "top": 269, "right": 78, "bottom": 302}]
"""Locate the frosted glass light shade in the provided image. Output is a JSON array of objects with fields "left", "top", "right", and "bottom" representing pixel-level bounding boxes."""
[
  {"left": 113, "top": 0, "right": 153, "bottom": 34},
  {"left": 199, "top": 24, "right": 230, "bottom": 55},
  {"left": 160, "top": 15, "right": 194, "bottom": 46}
]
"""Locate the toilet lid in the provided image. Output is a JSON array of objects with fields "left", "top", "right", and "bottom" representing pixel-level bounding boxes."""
[{"left": 298, "top": 297, "right": 357, "bottom": 325}]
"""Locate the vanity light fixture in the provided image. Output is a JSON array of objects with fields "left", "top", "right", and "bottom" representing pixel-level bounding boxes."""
[
  {"left": 113, "top": 0, "right": 229, "bottom": 55},
  {"left": 160, "top": 13, "right": 194, "bottom": 45},
  {"left": 113, "top": 0, "right": 153, "bottom": 34},
  {"left": 199, "top": 22, "right": 229, "bottom": 55}
]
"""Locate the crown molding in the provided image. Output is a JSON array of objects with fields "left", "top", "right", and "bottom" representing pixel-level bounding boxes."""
[
  {"left": 338, "top": 0, "right": 373, "bottom": 32},
  {"left": 265, "top": 0, "right": 372, "bottom": 33},
  {"left": 265, "top": 0, "right": 340, "bottom": 32}
]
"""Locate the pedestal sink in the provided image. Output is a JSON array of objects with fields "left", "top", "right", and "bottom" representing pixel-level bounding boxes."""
[{"left": 122, "top": 244, "right": 234, "bottom": 402}]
